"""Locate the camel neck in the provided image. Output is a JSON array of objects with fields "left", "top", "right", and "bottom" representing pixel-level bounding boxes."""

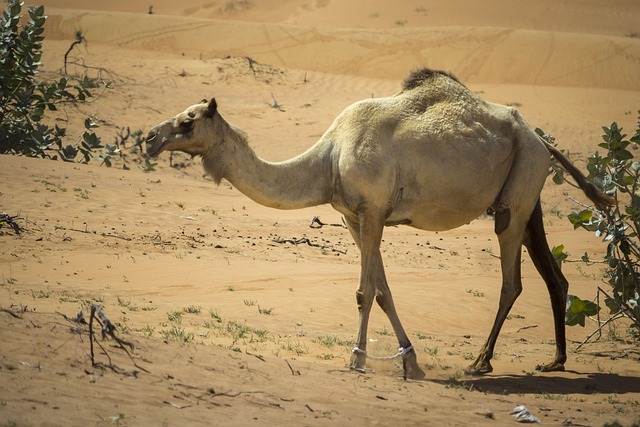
[{"left": 209, "top": 135, "right": 334, "bottom": 210}]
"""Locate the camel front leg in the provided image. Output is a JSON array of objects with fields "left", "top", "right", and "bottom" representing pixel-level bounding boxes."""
[
  {"left": 374, "top": 265, "right": 425, "bottom": 380},
  {"left": 347, "top": 214, "right": 399, "bottom": 373},
  {"left": 346, "top": 215, "right": 424, "bottom": 379},
  {"left": 344, "top": 216, "right": 378, "bottom": 373},
  {"left": 351, "top": 281, "right": 376, "bottom": 372}
]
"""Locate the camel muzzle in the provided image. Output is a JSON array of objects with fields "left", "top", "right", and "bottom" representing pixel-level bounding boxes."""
[{"left": 144, "top": 129, "right": 164, "bottom": 158}]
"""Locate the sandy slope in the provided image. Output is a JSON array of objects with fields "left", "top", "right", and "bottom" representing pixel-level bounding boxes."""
[{"left": 1, "top": 0, "right": 640, "bottom": 425}]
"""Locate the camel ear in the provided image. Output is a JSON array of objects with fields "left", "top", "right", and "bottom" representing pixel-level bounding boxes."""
[{"left": 204, "top": 98, "right": 217, "bottom": 118}]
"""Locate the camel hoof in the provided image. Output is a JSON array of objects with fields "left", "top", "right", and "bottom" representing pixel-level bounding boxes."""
[
  {"left": 536, "top": 362, "right": 565, "bottom": 372},
  {"left": 465, "top": 362, "right": 493, "bottom": 376},
  {"left": 403, "top": 349, "right": 426, "bottom": 380},
  {"left": 349, "top": 351, "right": 367, "bottom": 374},
  {"left": 403, "top": 363, "right": 426, "bottom": 381}
]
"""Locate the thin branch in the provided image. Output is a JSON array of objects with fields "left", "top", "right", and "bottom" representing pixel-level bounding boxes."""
[{"left": 54, "top": 225, "right": 132, "bottom": 241}]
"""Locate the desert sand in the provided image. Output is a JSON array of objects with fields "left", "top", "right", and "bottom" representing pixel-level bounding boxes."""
[{"left": 1, "top": 0, "right": 640, "bottom": 425}]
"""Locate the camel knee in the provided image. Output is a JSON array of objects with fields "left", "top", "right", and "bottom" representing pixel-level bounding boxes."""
[
  {"left": 356, "top": 290, "right": 365, "bottom": 310},
  {"left": 356, "top": 290, "right": 374, "bottom": 311},
  {"left": 500, "top": 281, "right": 522, "bottom": 302},
  {"left": 375, "top": 289, "right": 389, "bottom": 312}
]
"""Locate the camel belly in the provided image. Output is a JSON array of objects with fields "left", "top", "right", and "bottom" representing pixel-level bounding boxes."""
[
  {"left": 385, "top": 150, "right": 512, "bottom": 231},
  {"left": 386, "top": 201, "right": 490, "bottom": 231}
]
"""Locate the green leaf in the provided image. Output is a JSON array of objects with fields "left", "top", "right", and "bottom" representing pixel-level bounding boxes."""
[
  {"left": 619, "top": 239, "right": 631, "bottom": 255},
  {"left": 568, "top": 209, "right": 593, "bottom": 229},
  {"left": 60, "top": 145, "right": 78, "bottom": 161},
  {"left": 565, "top": 295, "right": 601, "bottom": 327},
  {"left": 552, "top": 169, "right": 564, "bottom": 185},
  {"left": 604, "top": 297, "right": 620, "bottom": 315},
  {"left": 551, "top": 244, "right": 567, "bottom": 268},
  {"left": 138, "top": 158, "right": 157, "bottom": 173}
]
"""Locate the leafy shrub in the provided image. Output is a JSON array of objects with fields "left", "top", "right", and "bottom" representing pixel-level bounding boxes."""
[
  {"left": 0, "top": 0, "right": 106, "bottom": 162},
  {"left": 542, "top": 115, "right": 640, "bottom": 337}
]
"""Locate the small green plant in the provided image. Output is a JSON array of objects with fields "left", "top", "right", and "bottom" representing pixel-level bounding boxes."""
[
  {"left": 466, "top": 289, "right": 485, "bottom": 298},
  {"left": 30, "top": 288, "right": 50, "bottom": 299},
  {"left": 424, "top": 345, "right": 439, "bottom": 356},
  {"left": 258, "top": 306, "right": 274, "bottom": 315},
  {"left": 138, "top": 158, "right": 157, "bottom": 172},
  {"left": 167, "top": 310, "right": 183, "bottom": 323},
  {"left": 183, "top": 305, "right": 202, "bottom": 315},
  {"left": 376, "top": 326, "right": 392, "bottom": 336},
  {"left": 282, "top": 338, "right": 308, "bottom": 355},
  {"left": 160, "top": 325, "right": 194, "bottom": 343},
  {"left": 138, "top": 324, "right": 155, "bottom": 336},
  {"left": 209, "top": 308, "right": 222, "bottom": 323},
  {"left": 313, "top": 335, "right": 350, "bottom": 348},
  {"left": 117, "top": 296, "right": 138, "bottom": 311}
]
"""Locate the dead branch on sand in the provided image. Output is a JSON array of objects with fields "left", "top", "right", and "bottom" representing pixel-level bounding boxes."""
[
  {"left": 272, "top": 235, "right": 347, "bottom": 255},
  {"left": 54, "top": 225, "right": 132, "bottom": 241},
  {"left": 88, "top": 305, "right": 149, "bottom": 374},
  {"left": 0, "top": 212, "right": 29, "bottom": 235},
  {"left": 309, "top": 216, "right": 346, "bottom": 229}
]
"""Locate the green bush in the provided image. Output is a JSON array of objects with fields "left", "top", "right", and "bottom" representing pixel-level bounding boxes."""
[
  {"left": 542, "top": 115, "right": 640, "bottom": 337},
  {"left": 0, "top": 0, "right": 106, "bottom": 162}
]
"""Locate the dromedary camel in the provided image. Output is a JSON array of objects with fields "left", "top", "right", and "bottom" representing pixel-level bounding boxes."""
[{"left": 145, "top": 68, "right": 613, "bottom": 380}]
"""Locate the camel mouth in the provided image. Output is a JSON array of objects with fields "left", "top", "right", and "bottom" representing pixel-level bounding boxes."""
[{"left": 144, "top": 132, "right": 165, "bottom": 158}]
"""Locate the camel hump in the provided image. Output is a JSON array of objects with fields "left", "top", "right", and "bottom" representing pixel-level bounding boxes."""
[{"left": 401, "top": 67, "right": 463, "bottom": 91}]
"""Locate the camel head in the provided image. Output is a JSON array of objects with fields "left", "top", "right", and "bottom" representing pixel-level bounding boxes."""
[{"left": 145, "top": 98, "right": 218, "bottom": 158}]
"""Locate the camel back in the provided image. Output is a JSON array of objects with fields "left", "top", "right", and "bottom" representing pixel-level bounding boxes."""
[
  {"left": 402, "top": 68, "right": 465, "bottom": 91},
  {"left": 402, "top": 68, "right": 614, "bottom": 210}
]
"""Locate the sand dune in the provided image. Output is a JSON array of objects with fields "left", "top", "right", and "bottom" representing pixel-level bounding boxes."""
[
  {"left": 42, "top": 8, "right": 640, "bottom": 89},
  {"left": 2, "top": 0, "right": 640, "bottom": 425},
  {"left": 38, "top": 0, "right": 640, "bottom": 36}
]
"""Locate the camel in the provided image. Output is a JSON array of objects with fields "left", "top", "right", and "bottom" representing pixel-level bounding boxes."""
[{"left": 145, "top": 68, "right": 614, "bottom": 380}]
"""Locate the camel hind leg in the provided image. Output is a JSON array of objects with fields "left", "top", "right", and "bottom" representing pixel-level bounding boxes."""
[
  {"left": 523, "top": 200, "right": 567, "bottom": 372},
  {"left": 467, "top": 120, "right": 551, "bottom": 375},
  {"left": 466, "top": 211, "right": 526, "bottom": 375}
]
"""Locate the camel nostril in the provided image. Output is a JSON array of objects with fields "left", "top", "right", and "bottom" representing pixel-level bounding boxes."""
[{"left": 146, "top": 131, "right": 157, "bottom": 142}]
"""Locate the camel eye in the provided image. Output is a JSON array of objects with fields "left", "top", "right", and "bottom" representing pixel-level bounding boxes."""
[
  {"left": 188, "top": 111, "right": 196, "bottom": 118},
  {"left": 180, "top": 118, "right": 194, "bottom": 129}
]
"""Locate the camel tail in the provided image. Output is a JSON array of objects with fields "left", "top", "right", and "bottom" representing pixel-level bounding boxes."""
[{"left": 544, "top": 141, "right": 616, "bottom": 210}]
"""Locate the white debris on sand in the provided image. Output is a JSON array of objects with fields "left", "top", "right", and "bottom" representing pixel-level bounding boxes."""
[{"left": 511, "top": 405, "right": 541, "bottom": 423}]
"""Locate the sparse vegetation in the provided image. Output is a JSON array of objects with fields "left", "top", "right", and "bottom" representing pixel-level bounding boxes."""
[
  {"left": 258, "top": 305, "right": 274, "bottom": 315},
  {"left": 209, "top": 308, "right": 222, "bottom": 323},
  {"left": 167, "top": 310, "right": 183, "bottom": 323},
  {"left": 313, "top": 335, "right": 350, "bottom": 348},
  {"left": 466, "top": 289, "right": 485, "bottom": 298},
  {"left": 117, "top": 296, "right": 138, "bottom": 311},
  {"left": 1, "top": 1, "right": 104, "bottom": 160},
  {"left": 160, "top": 324, "right": 194, "bottom": 343},
  {"left": 541, "top": 116, "right": 640, "bottom": 338},
  {"left": 0, "top": 0, "right": 144, "bottom": 170},
  {"left": 183, "top": 305, "right": 202, "bottom": 315}
]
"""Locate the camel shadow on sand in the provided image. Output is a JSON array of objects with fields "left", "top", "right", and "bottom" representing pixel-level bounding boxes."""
[{"left": 433, "top": 371, "right": 640, "bottom": 396}]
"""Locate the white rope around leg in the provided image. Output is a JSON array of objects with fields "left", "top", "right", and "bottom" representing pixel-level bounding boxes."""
[
  {"left": 352, "top": 346, "right": 367, "bottom": 355},
  {"left": 352, "top": 344, "right": 414, "bottom": 360}
]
